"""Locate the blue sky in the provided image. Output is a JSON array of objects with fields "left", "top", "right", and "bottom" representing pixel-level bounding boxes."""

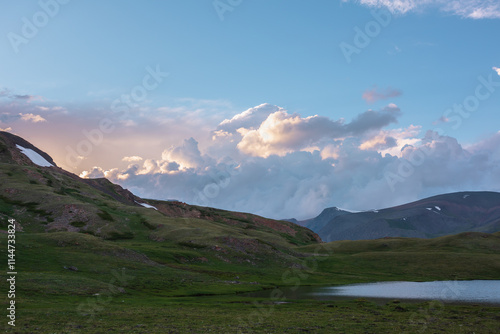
[{"left": 1, "top": 0, "right": 500, "bottom": 219}]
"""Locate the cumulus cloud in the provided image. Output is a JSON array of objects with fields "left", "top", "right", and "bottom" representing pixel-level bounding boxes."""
[
  {"left": 346, "top": 103, "right": 401, "bottom": 135},
  {"left": 231, "top": 103, "right": 401, "bottom": 158},
  {"left": 383, "top": 131, "right": 484, "bottom": 195},
  {"left": 466, "top": 131, "right": 500, "bottom": 161},
  {"left": 493, "top": 67, "right": 500, "bottom": 76},
  {"left": 360, "top": 134, "right": 398, "bottom": 151},
  {"left": 19, "top": 113, "right": 47, "bottom": 123},
  {"left": 345, "top": 0, "right": 500, "bottom": 19},
  {"left": 75, "top": 102, "right": 500, "bottom": 220},
  {"left": 237, "top": 111, "right": 345, "bottom": 157},
  {"left": 122, "top": 156, "right": 143, "bottom": 162},
  {"left": 161, "top": 137, "right": 209, "bottom": 170},
  {"left": 89, "top": 129, "right": 481, "bottom": 219},
  {"left": 80, "top": 167, "right": 107, "bottom": 179},
  {"left": 77, "top": 103, "right": 406, "bottom": 217},
  {"left": 361, "top": 125, "right": 421, "bottom": 156},
  {"left": 362, "top": 86, "right": 402, "bottom": 103},
  {"left": 218, "top": 103, "right": 283, "bottom": 132},
  {"left": 36, "top": 106, "right": 67, "bottom": 113},
  {"left": 0, "top": 112, "right": 47, "bottom": 123},
  {"left": 80, "top": 166, "right": 129, "bottom": 180}
]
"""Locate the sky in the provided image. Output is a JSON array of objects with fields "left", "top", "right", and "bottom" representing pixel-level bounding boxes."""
[{"left": 1, "top": 0, "right": 500, "bottom": 220}]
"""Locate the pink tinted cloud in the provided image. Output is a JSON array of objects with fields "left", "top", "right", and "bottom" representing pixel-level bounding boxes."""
[{"left": 362, "top": 86, "right": 402, "bottom": 104}]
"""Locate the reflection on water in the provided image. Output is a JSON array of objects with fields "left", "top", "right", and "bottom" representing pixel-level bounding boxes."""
[{"left": 245, "top": 280, "right": 500, "bottom": 305}]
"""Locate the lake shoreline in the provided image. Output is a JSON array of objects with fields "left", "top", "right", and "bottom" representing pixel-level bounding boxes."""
[{"left": 241, "top": 279, "right": 500, "bottom": 306}]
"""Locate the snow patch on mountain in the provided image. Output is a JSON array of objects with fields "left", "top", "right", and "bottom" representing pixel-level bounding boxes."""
[
  {"left": 135, "top": 201, "right": 158, "bottom": 210},
  {"left": 337, "top": 207, "right": 361, "bottom": 213},
  {"left": 16, "top": 144, "right": 53, "bottom": 167}
]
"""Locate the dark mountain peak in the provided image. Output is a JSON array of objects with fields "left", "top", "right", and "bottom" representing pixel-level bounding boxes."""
[
  {"left": 320, "top": 206, "right": 350, "bottom": 215},
  {"left": 294, "top": 206, "right": 353, "bottom": 232},
  {"left": 0, "top": 131, "right": 57, "bottom": 167},
  {"left": 317, "top": 191, "right": 500, "bottom": 242}
]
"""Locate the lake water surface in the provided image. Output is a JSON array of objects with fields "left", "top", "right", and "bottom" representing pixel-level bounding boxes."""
[{"left": 246, "top": 280, "right": 500, "bottom": 305}]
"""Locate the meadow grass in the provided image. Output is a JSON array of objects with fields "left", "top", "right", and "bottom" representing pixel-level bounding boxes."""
[
  {"left": 1, "top": 230, "right": 499, "bottom": 333},
  {"left": 3, "top": 295, "right": 500, "bottom": 333}
]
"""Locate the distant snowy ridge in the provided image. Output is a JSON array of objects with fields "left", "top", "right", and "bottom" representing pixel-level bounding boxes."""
[
  {"left": 336, "top": 207, "right": 362, "bottom": 213},
  {"left": 16, "top": 144, "right": 53, "bottom": 167}
]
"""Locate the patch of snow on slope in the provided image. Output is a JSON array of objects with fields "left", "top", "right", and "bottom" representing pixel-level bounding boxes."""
[
  {"left": 135, "top": 201, "right": 158, "bottom": 210},
  {"left": 426, "top": 208, "right": 432, "bottom": 211},
  {"left": 337, "top": 207, "right": 362, "bottom": 213},
  {"left": 435, "top": 206, "right": 441, "bottom": 211},
  {"left": 16, "top": 144, "right": 53, "bottom": 167},
  {"left": 463, "top": 194, "right": 470, "bottom": 199}
]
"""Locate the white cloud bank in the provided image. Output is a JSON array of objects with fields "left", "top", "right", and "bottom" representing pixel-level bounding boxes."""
[{"left": 80, "top": 102, "right": 500, "bottom": 220}]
